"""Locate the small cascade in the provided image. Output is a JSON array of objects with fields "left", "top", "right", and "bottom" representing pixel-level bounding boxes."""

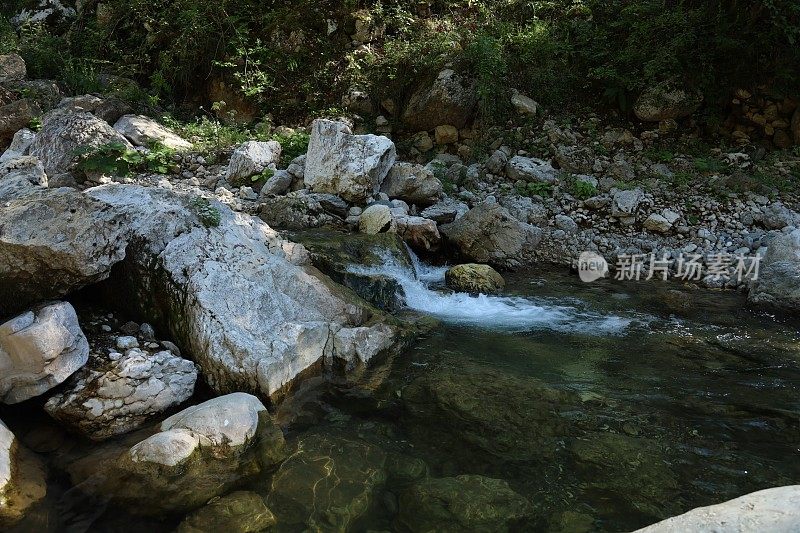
[{"left": 348, "top": 248, "right": 636, "bottom": 334}]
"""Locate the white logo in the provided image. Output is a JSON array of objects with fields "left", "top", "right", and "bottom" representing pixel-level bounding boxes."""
[{"left": 578, "top": 252, "right": 609, "bottom": 283}]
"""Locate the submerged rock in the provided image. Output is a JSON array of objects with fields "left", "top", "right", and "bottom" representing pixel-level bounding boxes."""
[
  {"left": 304, "top": 119, "right": 396, "bottom": 203},
  {"left": 177, "top": 491, "right": 276, "bottom": 533},
  {"left": 635, "top": 485, "right": 800, "bottom": 533},
  {"left": 396, "top": 475, "right": 533, "bottom": 532},
  {"left": 445, "top": 263, "right": 505, "bottom": 294},
  {"left": 0, "top": 419, "right": 47, "bottom": 527},
  {"left": 45, "top": 348, "right": 198, "bottom": 440},
  {"left": 110, "top": 393, "right": 286, "bottom": 514},
  {"left": 267, "top": 432, "right": 387, "bottom": 532},
  {"left": 0, "top": 302, "right": 89, "bottom": 404}
]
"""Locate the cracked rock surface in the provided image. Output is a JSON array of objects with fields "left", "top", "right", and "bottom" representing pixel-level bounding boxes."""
[{"left": 45, "top": 345, "right": 198, "bottom": 441}]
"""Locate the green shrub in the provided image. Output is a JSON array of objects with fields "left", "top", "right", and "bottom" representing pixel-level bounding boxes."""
[
  {"left": 572, "top": 179, "right": 597, "bottom": 200},
  {"left": 74, "top": 141, "right": 176, "bottom": 176},
  {"left": 190, "top": 197, "right": 222, "bottom": 227}
]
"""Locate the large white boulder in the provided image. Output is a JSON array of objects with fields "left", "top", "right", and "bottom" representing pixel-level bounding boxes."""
[
  {"left": 0, "top": 302, "right": 89, "bottom": 404},
  {"left": 86, "top": 184, "right": 404, "bottom": 397},
  {"left": 0, "top": 187, "right": 128, "bottom": 317},
  {"left": 304, "top": 119, "right": 396, "bottom": 203},
  {"left": 29, "top": 110, "right": 133, "bottom": 175},
  {"left": 0, "top": 420, "right": 46, "bottom": 527},
  {"left": 109, "top": 393, "right": 287, "bottom": 513},
  {"left": 0, "top": 128, "right": 36, "bottom": 163},
  {"left": 226, "top": 140, "right": 281, "bottom": 185},
  {"left": 0, "top": 156, "right": 47, "bottom": 202},
  {"left": 113, "top": 114, "right": 192, "bottom": 151},
  {"left": 45, "top": 347, "right": 198, "bottom": 440},
  {"left": 635, "top": 486, "right": 800, "bottom": 532}
]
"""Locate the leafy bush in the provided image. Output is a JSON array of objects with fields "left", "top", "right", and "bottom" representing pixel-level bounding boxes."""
[
  {"left": 516, "top": 181, "right": 552, "bottom": 198},
  {"left": 189, "top": 197, "right": 221, "bottom": 227},
  {"left": 74, "top": 141, "right": 176, "bottom": 176},
  {"left": 572, "top": 179, "right": 598, "bottom": 200}
]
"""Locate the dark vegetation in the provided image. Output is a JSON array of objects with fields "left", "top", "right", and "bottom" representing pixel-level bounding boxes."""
[{"left": 1, "top": 0, "right": 798, "bottom": 126}]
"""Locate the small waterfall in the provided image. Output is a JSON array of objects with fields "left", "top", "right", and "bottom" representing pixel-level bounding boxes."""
[{"left": 348, "top": 248, "right": 635, "bottom": 334}]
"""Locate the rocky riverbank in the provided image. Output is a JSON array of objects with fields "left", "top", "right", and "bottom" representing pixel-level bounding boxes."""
[{"left": 2, "top": 50, "right": 800, "bottom": 530}]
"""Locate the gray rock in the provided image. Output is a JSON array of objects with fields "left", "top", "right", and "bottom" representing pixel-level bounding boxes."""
[
  {"left": 57, "top": 94, "right": 131, "bottom": 124},
  {"left": 113, "top": 114, "right": 192, "bottom": 151},
  {"left": 0, "top": 54, "right": 25, "bottom": 82},
  {"left": 258, "top": 169, "right": 292, "bottom": 197},
  {"left": 486, "top": 149, "right": 509, "bottom": 175},
  {"left": 87, "top": 184, "right": 402, "bottom": 397},
  {"left": 555, "top": 214, "right": 578, "bottom": 233},
  {"left": 611, "top": 189, "right": 644, "bottom": 218},
  {"left": 109, "top": 393, "right": 286, "bottom": 514},
  {"left": 0, "top": 128, "right": 36, "bottom": 163},
  {"left": 761, "top": 202, "right": 799, "bottom": 230},
  {"left": 748, "top": 229, "right": 800, "bottom": 311},
  {"left": 29, "top": 111, "right": 133, "bottom": 175},
  {"left": 380, "top": 162, "right": 443, "bottom": 206},
  {"left": 643, "top": 213, "right": 673, "bottom": 233},
  {"left": 420, "top": 198, "right": 469, "bottom": 224},
  {"left": 45, "top": 348, "right": 198, "bottom": 440},
  {"left": 0, "top": 188, "right": 128, "bottom": 317},
  {"left": 260, "top": 190, "right": 340, "bottom": 230},
  {"left": 635, "top": 486, "right": 800, "bottom": 533},
  {"left": 511, "top": 91, "right": 538, "bottom": 115},
  {"left": 0, "top": 419, "right": 47, "bottom": 527},
  {"left": 226, "top": 140, "right": 281, "bottom": 185},
  {"left": 359, "top": 204, "right": 393, "bottom": 235},
  {"left": 304, "top": 119, "right": 396, "bottom": 203},
  {"left": 506, "top": 156, "right": 558, "bottom": 183},
  {"left": 0, "top": 302, "right": 89, "bottom": 404},
  {"left": 0, "top": 99, "right": 40, "bottom": 142},
  {"left": 0, "top": 156, "right": 47, "bottom": 201},
  {"left": 392, "top": 215, "right": 441, "bottom": 252},
  {"left": 401, "top": 69, "right": 477, "bottom": 131},
  {"left": 441, "top": 202, "right": 541, "bottom": 269}
]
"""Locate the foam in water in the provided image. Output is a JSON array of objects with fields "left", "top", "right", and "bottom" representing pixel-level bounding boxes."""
[{"left": 348, "top": 248, "right": 637, "bottom": 334}]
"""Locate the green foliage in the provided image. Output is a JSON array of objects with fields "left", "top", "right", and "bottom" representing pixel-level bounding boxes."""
[
  {"left": 74, "top": 141, "right": 176, "bottom": 176},
  {"left": 273, "top": 131, "right": 310, "bottom": 165},
  {"left": 252, "top": 167, "right": 274, "bottom": 184},
  {"left": 693, "top": 157, "right": 727, "bottom": 174},
  {"left": 572, "top": 179, "right": 597, "bottom": 200},
  {"left": 466, "top": 34, "right": 508, "bottom": 122},
  {"left": 190, "top": 197, "right": 221, "bottom": 227},
  {"left": 644, "top": 148, "right": 675, "bottom": 163},
  {"left": 74, "top": 141, "right": 141, "bottom": 176},
  {"left": 515, "top": 181, "right": 552, "bottom": 198}
]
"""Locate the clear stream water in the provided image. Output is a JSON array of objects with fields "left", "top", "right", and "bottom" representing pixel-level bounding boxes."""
[{"left": 5, "top": 254, "right": 800, "bottom": 532}]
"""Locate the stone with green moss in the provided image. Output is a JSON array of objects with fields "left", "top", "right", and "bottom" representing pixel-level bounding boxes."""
[
  {"left": 396, "top": 475, "right": 533, "bottom": 532},
  {"left": 445, "top": 263, "right": 505, "bottom": 294}
]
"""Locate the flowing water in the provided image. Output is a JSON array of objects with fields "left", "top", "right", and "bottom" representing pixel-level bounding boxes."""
[{"left": 5, "top": 252, "right": 800, "bottom": 532}]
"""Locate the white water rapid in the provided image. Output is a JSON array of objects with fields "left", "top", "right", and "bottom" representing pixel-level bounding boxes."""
[{"left": 348, "top": 248, "right": 638, "bottom": 334}]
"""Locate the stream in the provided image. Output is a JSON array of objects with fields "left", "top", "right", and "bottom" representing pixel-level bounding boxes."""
[{"left": 5, "top": 253, "right": 800, "bottom": 532}]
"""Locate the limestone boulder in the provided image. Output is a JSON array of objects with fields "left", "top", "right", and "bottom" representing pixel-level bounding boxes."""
[
  {"left": 748, "top": 229, "right": 800, "bottom": 311},
  {"left": 0, "top": 54, "right": 25, "bottom": 82},
  {"left": 304, "top": 119, "right": 396, "bottom": 203},
  {"left": 225, "top": 140, "right": 281, "bottom": 186},
  {"left": 110, "top": 393, "right": 286, "bottom": 514},
  {"left": 635, "top": 486, "right": 800, "bottom": 533},
  {"left": 0, "top": 156, "right": 47, "bottom": 201},
  {"left": 0, "top": 99, "right": 40, "bottom": 142},
  {"left": 402, "top": 69, "right": 477, "bottom": 131},
  {"left": 380, "top": 162, "right": 443, "bottom": 206},
  {"left": 440, "top": 202, "right": 542, "bottom": 269},
  {"left": 113, "top": 114, "right": 192, "bottom": 151},
  {"left": 45, "top": 347, "right": 198, "bottom": 440},
  {"left": 506, "top": 156, "right": 558, "bottom": 183},
  {"left": 445, "top": 263, "right": 505, "bottom": 294},
  {"left": 29, "top": 111, "right": 133, "bottom": 175},
  {"left": 0, "top": 128, "right": 36, "bottom": 163},
  {"left": 0, "top": 301, "right": 89, "bottom": 404},
  {"left": 86, "top": 184, "right": 404, "bottom": 397},
  {"left": 392, "top": 215, "right": 441, "bottom": 252},
  {"left": 0, "top": 187, "right": 128, "bottom": 317},
  {"left": 0, "top": 420, "right": 47, "bottom": 527}
]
